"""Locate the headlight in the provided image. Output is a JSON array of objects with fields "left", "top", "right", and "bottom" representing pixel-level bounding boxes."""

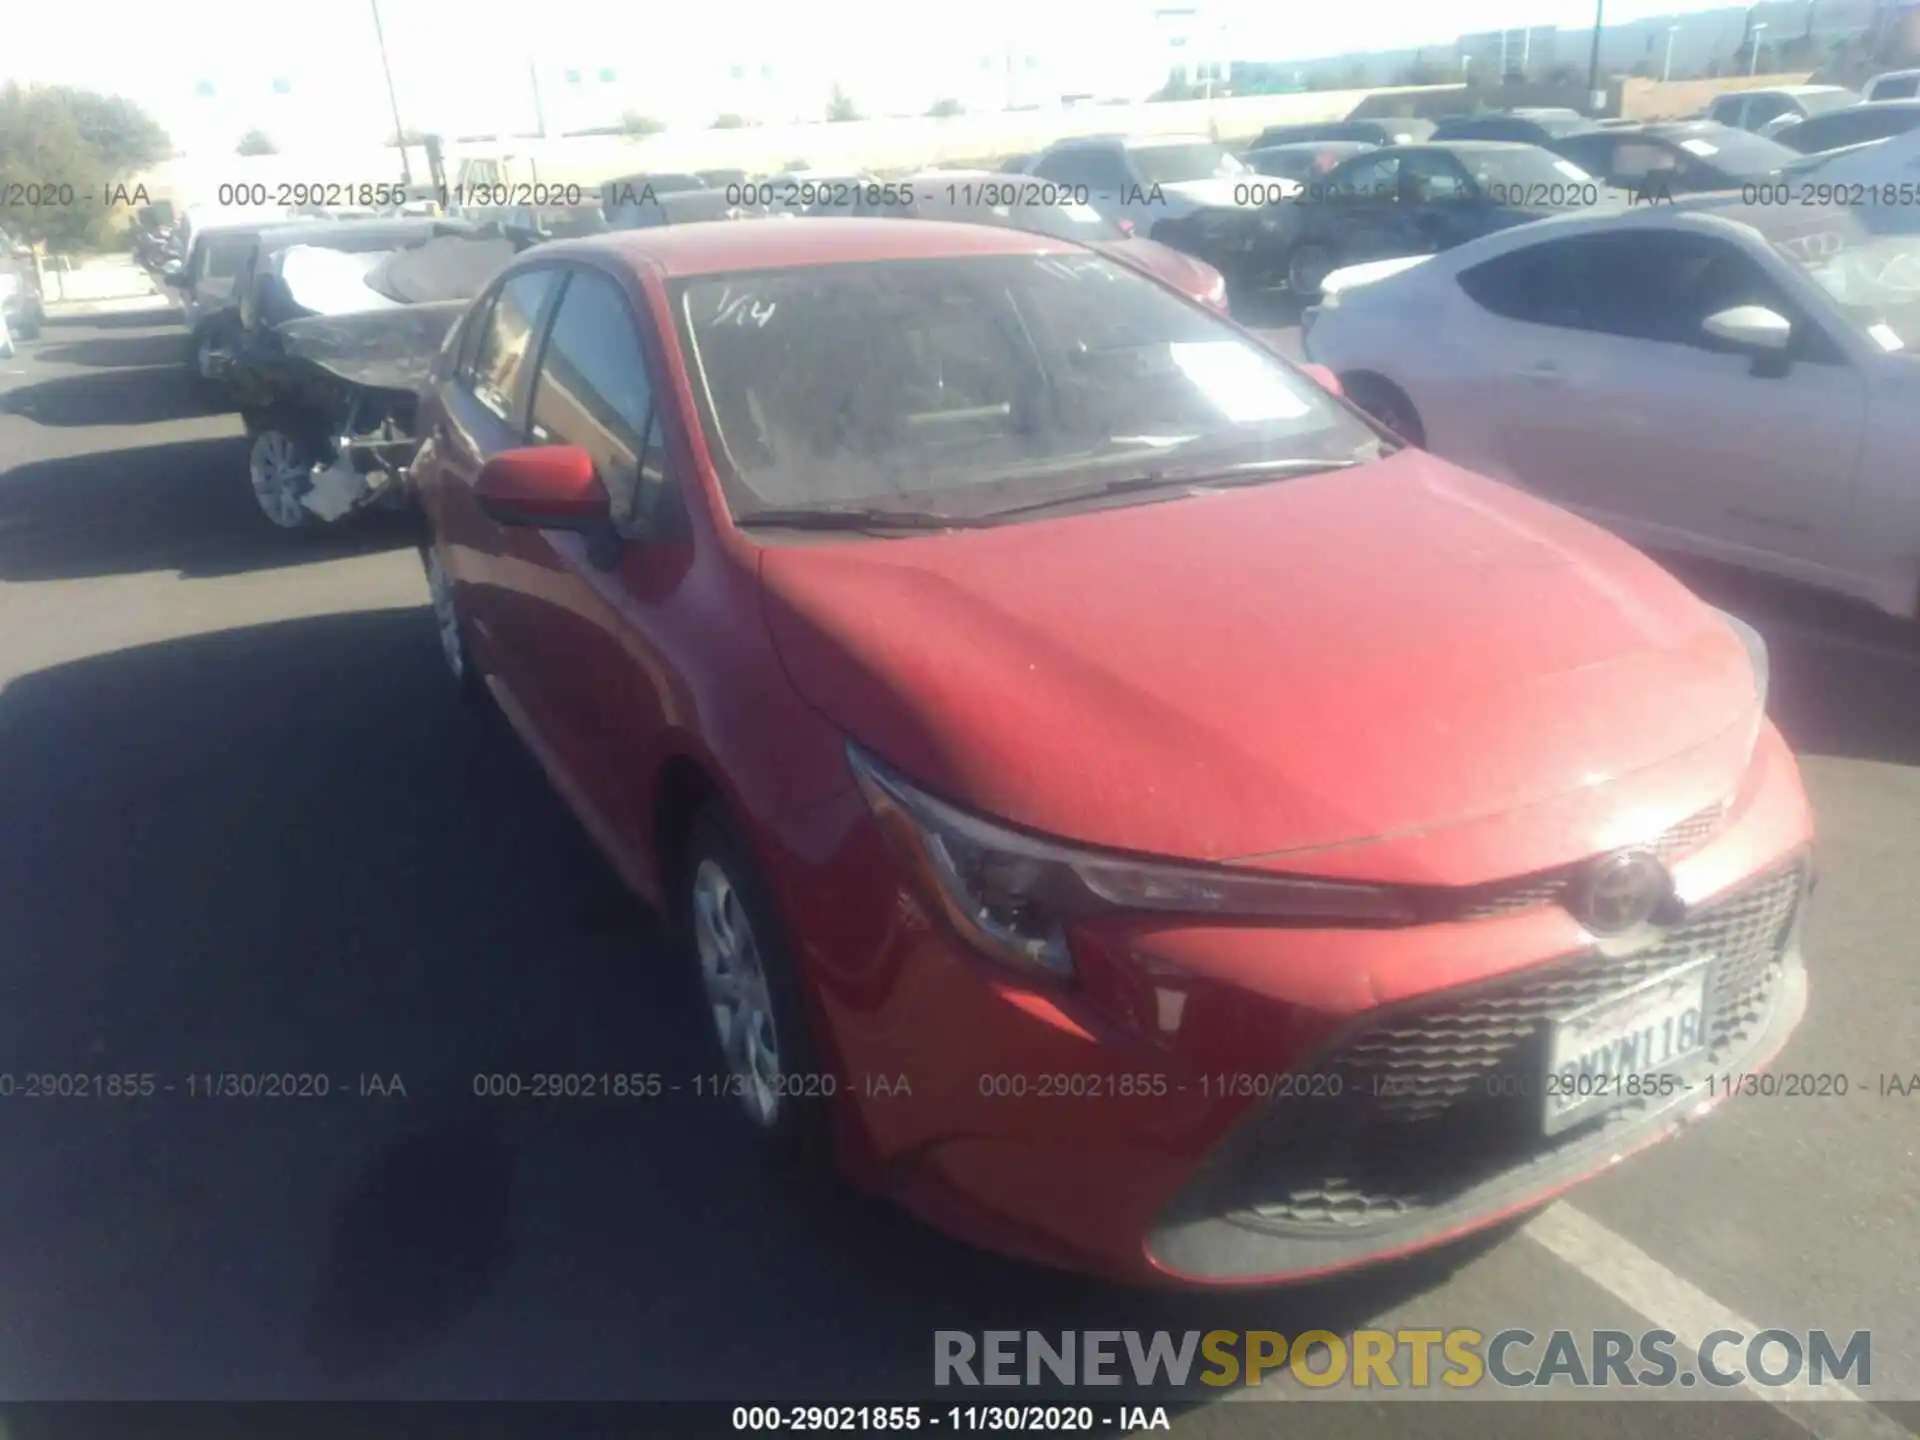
[
  {"left": 1711, "top": 607, "right": 1770, "bottom": 715},
  {"left": 848, "top": 742, "right": 1413, "bottom": 982}
]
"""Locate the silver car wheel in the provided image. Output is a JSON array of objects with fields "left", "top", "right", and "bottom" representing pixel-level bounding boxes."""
[
  {"left": 692, "top": 858, "right": 783, "bottom": 1129},
  {"left": 248, "top": 429, "right": 311, "bottom": 529},
  {"left": 423, "top": 548, "right": 466, "bottom": 681}
]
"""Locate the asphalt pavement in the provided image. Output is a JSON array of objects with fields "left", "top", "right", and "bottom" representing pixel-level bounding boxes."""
[{"left": 1, "top": 305, "right": 1917, "bottom": 1439}]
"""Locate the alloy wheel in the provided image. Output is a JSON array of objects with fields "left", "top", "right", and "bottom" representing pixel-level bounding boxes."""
[
  {"left": 248, "top": 429, "right": 311, "bottom": 529},
  {"left": 692, "top": 858, "right": 784, "bottom": 1129}
]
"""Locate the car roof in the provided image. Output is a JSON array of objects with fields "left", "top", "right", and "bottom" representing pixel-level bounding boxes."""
[
  {"left": 1851, "top": 98, "right": 1920, "bottom": 111},
  {"left": 1385, "top": 140, "right": 1549, "bottom": 154},
  {"left": 1247, "top": 140, "right": 1373, "bottom": 153},
  {"left": 549, "top": 216, "right": 1071, "bottom": 278},
  {"left": 255, "top": 218, "right": 472, "bottom": 251},
  {"left": 1733, "top": 84, "right": 1854, "bottom": 96}
]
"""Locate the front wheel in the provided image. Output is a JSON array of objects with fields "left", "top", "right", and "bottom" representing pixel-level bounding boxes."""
[
  {"left": 683, "top": 805, "right": 832, "bottom": 1170},
  {"left": 246, "top": 420, "right": 321, "bottom": 530}
]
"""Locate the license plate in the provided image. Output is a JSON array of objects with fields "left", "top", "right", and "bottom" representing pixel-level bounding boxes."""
[{"left": 1542, "top": 960, "right": 1712, "bottom": 1134}]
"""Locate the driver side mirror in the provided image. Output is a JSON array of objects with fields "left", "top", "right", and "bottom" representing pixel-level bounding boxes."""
[
  {"left": 1703, "top": 305, "right": 1793, "bottom": 375},
  {"left": 477, "top": 444, "right": 624, "bottom": 567}
]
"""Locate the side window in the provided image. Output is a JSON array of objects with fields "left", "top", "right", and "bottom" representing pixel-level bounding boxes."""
[
  {"left": 465, "top": 269, "right": 558, "bottom": 422},
  {"left": 1031, "top": 149, "right": 1095, "bottom": 186},
  {"left": 1400, "top": 152, "right": 1471, "bottom": 202},
  {"left": 1457, "top": 239, "right": 1594, "bottom": 327},
  {"left": 1875, "top": 76, "right": 1920, "bottom": 100},
  {"left": 526, "top": 269, "right": 672, "bottom": 535},
  {"left": 1709, "top": 96, "right": 1746, "bottom": 127},
  {"left": 1332, "top": 153, "right": 1401, "bottom": 199},
  {"left": 1745, "top": 96, "right": 1793, "bottom": 127}
]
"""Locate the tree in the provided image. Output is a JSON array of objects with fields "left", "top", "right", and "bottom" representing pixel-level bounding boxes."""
[
  {"left": 0, "top": 82, "right": 170, "bottom": 252},
  {"left": 712, "top": 113, "right": 749, "bottom": 128},
  {"left": 236, "top": 128, "right": 278, "bottom": 156},
  {"left": 826, "top": 85, "right": 861, "bottom": 122},
  {"left": 620, "top": 111, "right": 667, "bottom": 136},
  {"left": 927, "top": 97, "right": 965, "bottom": 117}
]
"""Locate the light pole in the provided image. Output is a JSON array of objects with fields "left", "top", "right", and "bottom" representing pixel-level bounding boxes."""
[
  {"left": 1750, "top": 20, "right": 1769, "bottom": 74},
  {"left": 1586, "top": 0, "right": 1606, "bottom": 116},
  {"left": 369, "top": 0, "right": 413, "bottom": 184},
  {"left": 1663, "top": 24, "right": 1680, "bottom": 81}
]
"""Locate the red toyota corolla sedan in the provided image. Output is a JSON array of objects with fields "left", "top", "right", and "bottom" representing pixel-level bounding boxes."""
[{"left": 410, "top": 217, "right": 1813, "bottom": 1287}]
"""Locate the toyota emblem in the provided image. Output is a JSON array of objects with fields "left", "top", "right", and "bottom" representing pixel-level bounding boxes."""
[{"left": 1573, "top": 849, "right": 1672, "bottom": 935}]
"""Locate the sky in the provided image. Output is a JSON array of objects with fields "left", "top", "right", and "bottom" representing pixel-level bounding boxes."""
[{"left": 4, "top": 0, "right": 1763, "bottom": 152}]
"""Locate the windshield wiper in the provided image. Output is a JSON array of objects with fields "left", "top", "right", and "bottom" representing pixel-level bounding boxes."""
[
  {"left": 973, "top": 456, "right": 1366, "bottom": 522},
  {"left": 732, "top": 505, "right": 978, "bottom": 534}
]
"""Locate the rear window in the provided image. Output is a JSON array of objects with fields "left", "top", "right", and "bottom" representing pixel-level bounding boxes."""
[{"left": 670, "top": 254, "right": 1375, "bottom": 520}]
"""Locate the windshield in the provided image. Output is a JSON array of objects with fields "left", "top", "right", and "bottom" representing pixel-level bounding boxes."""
[
  {"left": 671, "top": 254, "right": 1380, "bottom": 523},
  {"left": 1457, "top": 147, "right": 1596, "bottom": 190},
  {"left": 1129, "top": 143, "right": 1248, "bottom": 186},
  {"left": 1667, "top": 127, "right": 1799, "bottom": 175},
  {"left": 1750, "top": 206, "right": 1920, "bottom": 350}
]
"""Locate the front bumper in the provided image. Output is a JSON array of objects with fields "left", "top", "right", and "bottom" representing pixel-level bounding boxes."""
[{"left": 774, "top": 724, "right": 1813, "bottom": 1286}]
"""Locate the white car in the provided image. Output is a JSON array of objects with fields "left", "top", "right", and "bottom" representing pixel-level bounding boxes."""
[
  {"left": 1784, "top": 125, "right": 1920, "bottom": 189},
  {"left": 1302, "top": 199, "right": 1920, "bottom": 616}
]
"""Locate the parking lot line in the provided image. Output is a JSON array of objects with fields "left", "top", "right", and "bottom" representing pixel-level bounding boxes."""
[{"left": 1524, "top": 1203, "right": 1916, "bottom": 1439}]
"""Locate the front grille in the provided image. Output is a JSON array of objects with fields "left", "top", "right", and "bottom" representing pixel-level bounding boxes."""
[
  {"left": 1201, "top": 862, "right": 1804, "bottom": 1232},
  {"left": 1448, "top": 800, "right": 1730, "bottom": 921}
]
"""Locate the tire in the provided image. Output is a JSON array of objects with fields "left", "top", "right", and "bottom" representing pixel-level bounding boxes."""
[
  {"left": 1287, "top": 243, "right": 1335, "bottom": 301},
  {"left": 1342, "top": 372, "right": 1426, "bottom": 448},
  {"left": 420, "top": 543, "right": 488, "bottom": 706},
  {"left": 682, "top": 804, "right": 832, "bottom": 1171},
  {"left": 245, "top": 414, "right": 323, "bottom": 531}
]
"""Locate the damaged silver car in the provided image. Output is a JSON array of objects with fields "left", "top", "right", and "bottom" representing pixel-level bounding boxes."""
[{"left": 225, "top": 227, "right": 521, "bottom": 530}]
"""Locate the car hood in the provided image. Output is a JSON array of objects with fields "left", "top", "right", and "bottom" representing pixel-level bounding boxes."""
[
  {"left": 1091, "top": 236, "right": 1223, "bottom": 301},
  {"left": 758, "top": 450, "right": 1757, "bottom": 872}
]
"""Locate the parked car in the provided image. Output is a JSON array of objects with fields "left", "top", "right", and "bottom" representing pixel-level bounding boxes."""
[
  {"left": 226, "top": 224, "right": 522, "bottom": 530},
  {"left": 196, "top": 217, "right": 481, "bottom": 407},
  {"left": 1864, "top": 68, "right": 1920, "bottom": 102},
  {"left": 697, "top": 169, "right": 751, "bottom": 189},
  {"left": 1780, "top": 124, "right": 1920, "bottom": 187},
  {"left": 1705, "top": 84, "right": 1859, "bottom": 135},
  {"left": 163, "top": 215, "right": 314, "bottom": 381},
  {"left": 411, "top": 214, "right": 1813, "bottom": 1287},
  {"left": 1025, "top": 133, "right": 1295, "bottom": 287},
  {"left": 1249, "top": 118, "right": 1435, "bottom": 148},
  {"left": 0, "top": 240, "right": 45, "bottom": 344},
  {"left": 604, "top": 188, "right": 765, "bottom": 230},
  {"left": 1432, "top": 110, "right": 1600, "bottom": 144},
  {"left": 1771, "top": 99, "right": 1920, "bottom": 155},
  {"left": 1269, "top": 141, "right": 1622, "bottom": 299},
  {"left": 846, "top": 170, "right": 1231, "bottom": 312},
  {"left": 1302, "top": 197, "right": 1920, "bottom": 616},
  {"left": 1550, "top": 121, "right": 1800, "bottom": 194},
  {"left": 1242, "top": 141, "right": 1377, "bottom": 184},
  {"left": 598, "top": 171, "right": 711, "bottom": 208}
]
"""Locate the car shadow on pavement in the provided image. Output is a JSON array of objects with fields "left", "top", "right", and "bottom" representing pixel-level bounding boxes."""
[
  {"left": 1654, "top": 554, "right": 1920, "bottom": 768},
  {"left": 0, "top": 609, "right": 1506, "bottom": 1402},
  {"left": 30, "top": 331, "right": 195, "bottom": 370},
  {"left": 0, "top": 363, "right": 218, "bottom": 429},
  {"left": 0, "top": 433, "right": 420, "bottom": 581}
]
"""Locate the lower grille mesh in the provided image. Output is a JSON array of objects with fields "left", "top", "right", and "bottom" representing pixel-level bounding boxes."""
[{"left": 1206, "top": 863, "right": 1804, "bottom": 1232}]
